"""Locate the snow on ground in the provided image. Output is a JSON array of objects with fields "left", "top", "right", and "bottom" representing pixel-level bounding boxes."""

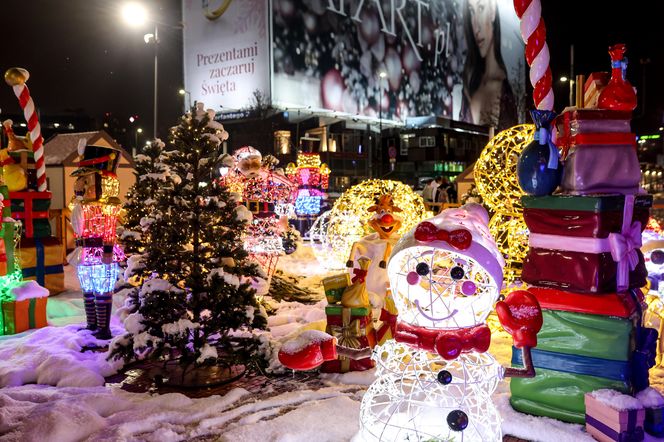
[
  {"left": 0, "top": 384, "right": 365, "bottom": 442},
  {"left": 1, "top": 246, "right": 664, "bottom": 441}
]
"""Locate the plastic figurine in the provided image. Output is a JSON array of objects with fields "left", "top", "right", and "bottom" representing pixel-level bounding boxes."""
[
  {"left": 69, "top": 142, "right": 124, "bottom": 340},
  {"left": 279, "top": 203, "right": 543, "bottom": 441}
]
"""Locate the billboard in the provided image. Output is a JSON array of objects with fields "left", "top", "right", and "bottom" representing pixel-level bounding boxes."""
[
  {"left": 272, "top": 0, "right": 526, "bottom": 129},
  {"left": 183, "top": 0, "right": 270, "bottom": 111}
]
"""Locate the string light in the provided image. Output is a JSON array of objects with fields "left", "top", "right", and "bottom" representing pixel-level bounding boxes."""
[
  {"left": 359, "top": 223, "right": 504, "bottom": 441},
  {"left": 286, "top": 153, "right": 330, "bottom": 218},
  {"left": 319, "top": 179, "right": 431, "bottom": 269},
  {"left": 475, "top": 125, "right": 535, "bottom": 285},
  {"left": 308, "top": 210, "right": 363, "bottom": 270}
]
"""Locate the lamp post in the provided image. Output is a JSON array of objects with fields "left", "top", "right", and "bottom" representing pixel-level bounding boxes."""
[
  {"left": 122, "top": 2, "right": 159, "bottom": 139},
  {"left": 179, "top": 88, "right": 192, "bottom": 111},
  {"left": 378, "top": 71, "right": 387, "bottom": 177},
  {"left": 134, "top": 127, "right": 143, "bottom": 157},
  {"left": 559, "top": 76, "right": 574, "bottom": 107}
]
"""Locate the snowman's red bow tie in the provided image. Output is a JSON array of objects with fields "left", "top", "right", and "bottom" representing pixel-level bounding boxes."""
[
  {"left": 414, "top": 222, "right": 472, "bottom": 250},
  {"left": 394, "top": 321, "right": 491, "bottom": 360}
]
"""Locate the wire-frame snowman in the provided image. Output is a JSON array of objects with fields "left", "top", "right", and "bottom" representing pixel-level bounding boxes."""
[{"left": 278, "top": 204, "right": 543, "bottom": 441}]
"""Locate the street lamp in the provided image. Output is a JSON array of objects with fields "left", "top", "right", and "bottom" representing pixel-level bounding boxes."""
[
  {"left": 378, "top": 71, "right": 387, "bottom": 177},
  {"left": 559, "top": 76, "right": 574, "bottom": 107},
  {"left": 179, "top": 89, "right": 192, "bottom": 111},
  {"left": 134, "top": 127, "right": 143, "bottom": 157},
  {"left": 122, "top": 2, "right": 159, "bottom": 139}
]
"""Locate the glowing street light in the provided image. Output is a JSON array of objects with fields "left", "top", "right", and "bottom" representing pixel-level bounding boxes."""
[
  {"left": 121, "top": 2, "right": 147, "bottom": 27},
  {"left": 122, "top": 2, "right": 159, "bottom": 139},
  {"left": 179, "top": 88, "right": 192, "bottom": 110}
]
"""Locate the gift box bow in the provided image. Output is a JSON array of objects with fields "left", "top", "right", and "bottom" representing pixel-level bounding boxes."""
[
  {"left": 329, "top": 318, "right": 364, "bottom": 349},
  {"left": 609, "top": 195, "right": 641, "bottom": 292},
  {"left": 631, "top": 326, "right": 659, "bottom": 392},
  {"left": 376, "top": 307, "right": 398, "bottom": 343}
]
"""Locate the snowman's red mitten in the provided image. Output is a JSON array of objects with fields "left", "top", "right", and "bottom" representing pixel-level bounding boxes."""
[
  {"left": 496, "top": 290, "right": 543, "bottom": 349},
  {"left": 278, "top": 330, "right": 338, "bottom": 371}
]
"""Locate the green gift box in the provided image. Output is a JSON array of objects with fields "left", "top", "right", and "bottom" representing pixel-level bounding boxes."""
[
  {"left": 536, "top": 309, "right": 633, "bottom": 361},
  {"left": 510, "top": 367, "right": 629, "bottom": 424},
  {"left": 324, "top": 305, "right": 370, "bottom": 317},
  {"left": 0, "top": 185, "right": 9, "bottom": 218},
  {"left": 322, "top": 273, "right": 350, "bottom": 304}
]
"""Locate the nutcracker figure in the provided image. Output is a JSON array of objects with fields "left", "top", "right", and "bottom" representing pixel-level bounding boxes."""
[{"left": 69, "top": 143, "right": 124, "bottom": 340}]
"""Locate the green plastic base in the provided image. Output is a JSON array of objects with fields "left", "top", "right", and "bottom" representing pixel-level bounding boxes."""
[{"left": 510, "top": 367, "right": 630, "bottom": 424}]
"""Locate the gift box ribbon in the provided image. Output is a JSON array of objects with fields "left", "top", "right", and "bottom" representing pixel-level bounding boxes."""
[
  {"left": 586, "top": 414, "right": 643, "bottom": 442},
  {"left": 529, "top": 195, "right": 641, "bottom": 292},
  {"left": 22, "top": 239, "right": 64, "bottom": 286},
  {"left": 10, "top": 191, "right": 52, "bottom": 238},
  {"left": 376, "top": 306, "right": 398, "bottom": 343},
  {"left": 512, "top": 346, "right": 630, "bottom": 381},
  {"left": 631, "top": 326, "right": 658, "bottom": 392}
]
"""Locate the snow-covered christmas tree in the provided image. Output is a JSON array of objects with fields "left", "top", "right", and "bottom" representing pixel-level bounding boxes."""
[
  {"left": 119, "top": 138, "right": 168, "bottom": 255},
  {"left": 109, "top": 104, "right": 267, "bottom": 381}
]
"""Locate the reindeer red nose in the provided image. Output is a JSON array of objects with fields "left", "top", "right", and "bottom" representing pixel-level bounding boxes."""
[{"left": 381, "top": 214, "right": 394, "bottom": 224}]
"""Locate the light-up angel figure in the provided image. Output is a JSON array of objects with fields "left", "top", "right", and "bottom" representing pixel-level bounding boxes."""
[
  {"left": 69, "top": 143, "right": 124, "bottom": 340},
  {"left": 218, "top": 146, "right": 296, "bottom": 285},
  {"left": 279, "top": 204, "right": 544, "bottom": 441}
]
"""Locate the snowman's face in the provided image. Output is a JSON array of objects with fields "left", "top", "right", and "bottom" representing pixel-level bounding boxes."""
[{"left": 388, "top": 245, "right": 499, "bottom": 330}]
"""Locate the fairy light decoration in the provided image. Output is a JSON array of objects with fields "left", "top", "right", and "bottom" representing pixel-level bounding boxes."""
[
  {"left": 475, "top": 125, "right": 535, "bottom": 285},
  {"left": 218, "top": 146, "right": 296, "bottom": 285},
  {"left": 318, "top": 179, "right": 431, "bottom": 269},
  {"left": 308, "top": 210, "right": 363, "bottom": 270},
  {"left": 69, "top": 142, "right": 124, "bottom": 340},
  {"left": 279, "top": 205, "right": 543, "bottom": 441}
]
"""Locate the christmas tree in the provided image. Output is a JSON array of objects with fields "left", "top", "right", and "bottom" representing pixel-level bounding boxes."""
[
  {"left": 119, "top": 138, "right": 168, "bottom": 255},
  {"left": 109, "top": 104, "right": 267, "bottom": 374}
]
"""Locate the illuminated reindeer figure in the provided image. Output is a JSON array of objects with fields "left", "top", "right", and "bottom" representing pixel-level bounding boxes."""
[{"left": 346, "top": 194, "right": 403, "bottom": 312}]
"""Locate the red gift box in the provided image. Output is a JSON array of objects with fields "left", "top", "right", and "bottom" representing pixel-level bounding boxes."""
[
  {"left": 523, "top": 195, "right": 651, "bottom": 239},
  {"left": 583, "top": 73, "right": 610, "bottom": 109},
  {"left": 523, "top": 247, "right": 646, "bottom": 294},
  {"left": 321, "top": 306, "right": 376, "bottom": 373},
  {"left": 8, "top": 191, "right": 52, "bottom": 238},
  {"left": 528, "top": 287, "right": 640, "bottom": 318}
]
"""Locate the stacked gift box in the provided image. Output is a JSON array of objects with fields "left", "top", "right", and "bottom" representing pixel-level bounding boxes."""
[
  {"left": 1, "top": 149, "right": 65, "bottom": 295},
  {"left": 509, "top": 107, "right": 659, "bottom": 429},
  {"left": 0, "top": 280, "right": 49, "bottom": 335},
  {"left": 320, "top": 272, "right": 376, "bottom": 373},
  {"left": 585, "top": 391, "right": 645, "bottom": 442}
]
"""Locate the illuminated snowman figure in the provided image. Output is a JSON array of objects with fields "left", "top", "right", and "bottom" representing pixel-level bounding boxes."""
[{"left": 279, "top": 204, "right": 543, "bottom": 441}]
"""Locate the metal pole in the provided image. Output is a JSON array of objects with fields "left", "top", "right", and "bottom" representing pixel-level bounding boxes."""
[
  {"left": 379, "top": 92, "right": 382, "bottom": 177},
  {"left": 569, "top": 44, "right": 574, "bottom": 107},
  {"left": 153, "top": 24, "right": 159, "bottom": 139}
]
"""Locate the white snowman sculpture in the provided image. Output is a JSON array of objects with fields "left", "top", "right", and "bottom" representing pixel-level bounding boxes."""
[{"left": 279, "top": 204, "right": 543, "bottom": 441}]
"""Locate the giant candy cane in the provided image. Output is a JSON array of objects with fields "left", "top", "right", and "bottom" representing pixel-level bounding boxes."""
[
  {"left": 4, "top": 68, "right": 47, "bottom": 191},
  {"left": 513, "top": 0, "right": 554, "bottom": 111}
]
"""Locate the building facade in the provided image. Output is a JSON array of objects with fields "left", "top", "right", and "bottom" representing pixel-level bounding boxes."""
[{"left": 183, "top": 0, "right": 525, "bottom": 191}]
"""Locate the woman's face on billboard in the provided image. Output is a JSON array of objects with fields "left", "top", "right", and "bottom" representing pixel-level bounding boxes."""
[{"left": 469, "top": 0, "right": 496, "bottom": 58}]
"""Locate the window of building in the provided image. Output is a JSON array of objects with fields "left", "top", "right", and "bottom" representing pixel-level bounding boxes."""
[{"left": 274, "top": 130, "right": 291, "bottom": 154}]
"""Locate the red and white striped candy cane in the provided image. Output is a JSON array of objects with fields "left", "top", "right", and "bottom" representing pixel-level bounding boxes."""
[
  {"left": 513, "top": 0, "right": 554, "bottom": 111},
  {"left": 4, "top": 68, "right": 47, "bottom": 191}
]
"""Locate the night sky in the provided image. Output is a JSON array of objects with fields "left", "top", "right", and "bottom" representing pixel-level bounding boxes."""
[{"left": 0, "top": 0, "right": 662, "bottom": 142}]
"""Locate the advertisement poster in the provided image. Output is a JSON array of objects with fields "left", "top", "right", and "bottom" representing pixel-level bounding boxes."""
[
  {"left": 272, "top": 0, "right": 525, "bottom": 129},
  {"left": 183, "top": 0, "right": 270, "bottom": 111}
]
